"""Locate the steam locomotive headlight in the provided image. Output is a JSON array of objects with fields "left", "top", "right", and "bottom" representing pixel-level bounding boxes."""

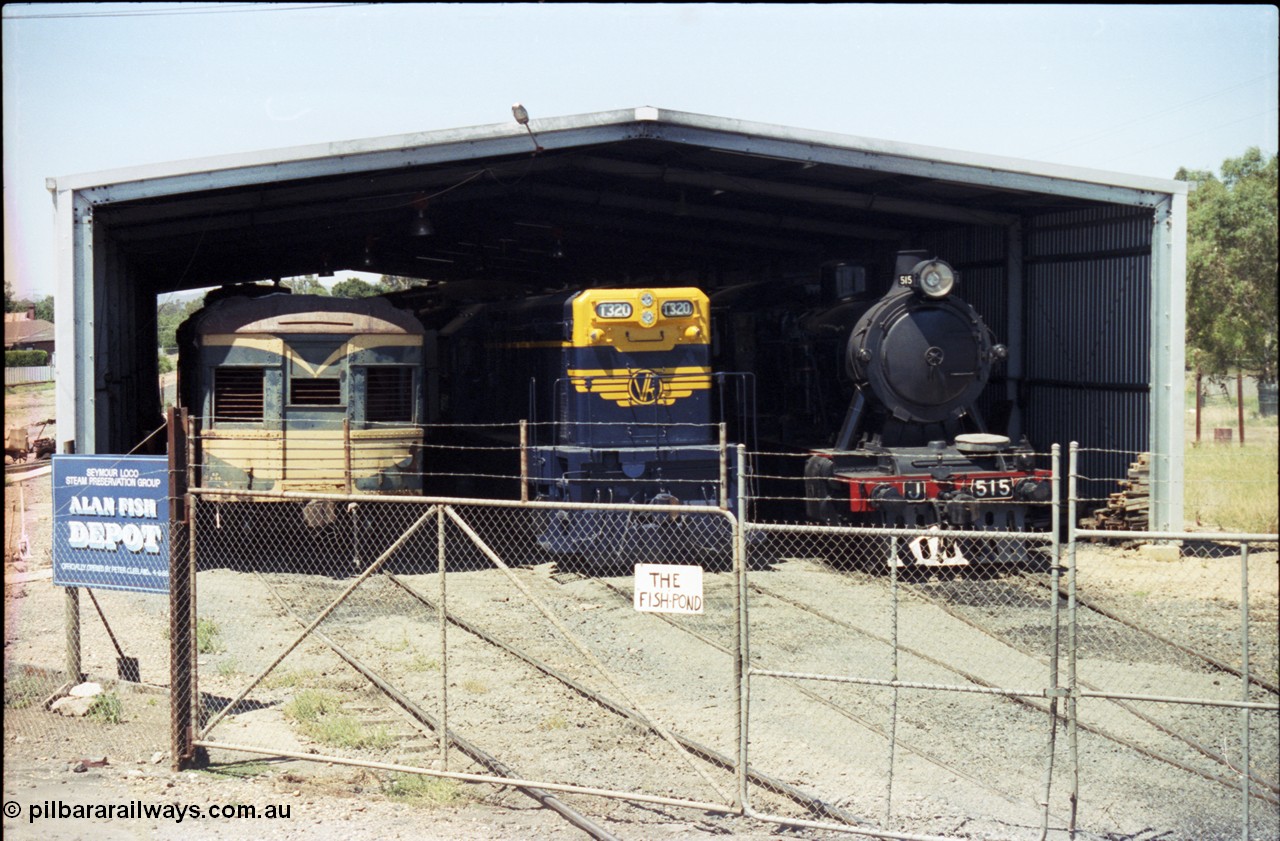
[
  {"left": 595, "top": 302, "right": 632, "bottom": 319},
  {"left": 916, "top": 261, "right": 956, "bottom": 299}
]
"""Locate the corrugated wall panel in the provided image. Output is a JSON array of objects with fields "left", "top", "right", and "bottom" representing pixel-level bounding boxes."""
[{"left": 1023, "top": 207, "right": 1154, "bottom": 493}]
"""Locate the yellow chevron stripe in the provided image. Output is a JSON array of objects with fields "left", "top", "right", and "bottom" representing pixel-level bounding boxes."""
[{"left": 566, "top": 366, "right": 711, "bottom": 407}]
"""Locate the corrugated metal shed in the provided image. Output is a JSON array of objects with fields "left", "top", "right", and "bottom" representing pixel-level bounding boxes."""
[{"left": 47, "top": 106, "right": 1187, "bottom": 527}]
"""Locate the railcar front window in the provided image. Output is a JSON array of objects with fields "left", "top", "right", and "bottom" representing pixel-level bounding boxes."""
[
  {"left": 213, "top": 367, "right": 265, "bottom": 422},
  {"left": 365, "top": 366, "right": 413, "bottom": 423}
]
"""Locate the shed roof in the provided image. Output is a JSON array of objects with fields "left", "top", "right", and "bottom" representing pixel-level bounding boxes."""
[{"left": 50, "top": 107, "right": 1186, "bottom": 293}]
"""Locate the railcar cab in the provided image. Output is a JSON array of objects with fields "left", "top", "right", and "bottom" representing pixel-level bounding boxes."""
[
  {"left": 177, "top": 290, "right": 427, "bottom": 495},
  {"left": 556, "top": 288, "right": 715, "bottom": 447}
]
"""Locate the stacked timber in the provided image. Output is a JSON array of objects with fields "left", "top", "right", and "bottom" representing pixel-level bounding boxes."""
[{"left": 1081, "top": 453, "right": 1150, "bottom": 531}]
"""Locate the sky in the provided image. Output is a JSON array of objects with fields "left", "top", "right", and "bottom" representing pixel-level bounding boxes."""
[{"left": 3, "top": 3, "right": 1277, "bottom": 301}]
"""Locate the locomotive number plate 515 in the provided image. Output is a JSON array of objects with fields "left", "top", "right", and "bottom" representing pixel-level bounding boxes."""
[{"left": 970, "top": 477, "right": 1014, "bottom": 499}]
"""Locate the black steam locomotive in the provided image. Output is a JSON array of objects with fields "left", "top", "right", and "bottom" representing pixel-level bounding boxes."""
[{"left": 715, "top": 251, "right": 1051, "bottom": 564}]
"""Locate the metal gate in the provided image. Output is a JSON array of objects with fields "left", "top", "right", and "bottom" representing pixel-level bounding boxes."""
[{"left": 177, "top": 491, "right": 746, "bottom": 832}]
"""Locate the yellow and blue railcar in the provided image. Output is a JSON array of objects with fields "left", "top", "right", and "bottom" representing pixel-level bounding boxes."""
[{"left": 433, "top": 286, "right": 741, "bottom": 560}]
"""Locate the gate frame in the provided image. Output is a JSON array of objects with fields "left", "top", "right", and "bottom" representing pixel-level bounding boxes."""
[{"left": 175, "top": 488, "right": 744, "bottom": 819}]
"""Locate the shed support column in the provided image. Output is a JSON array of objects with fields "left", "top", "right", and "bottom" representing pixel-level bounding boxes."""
[
  {"left": 52, "top": 188, "right": 97, "bottom": 456},
  {"left": 1149, "top": 196, "right": 1186, "bottom": 531}
]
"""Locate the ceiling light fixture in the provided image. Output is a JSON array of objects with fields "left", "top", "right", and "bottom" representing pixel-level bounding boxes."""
[
  {"left": 511, "top": 102, "right": 544, "bottom": 156},
  {"left": 410, "top": 208, "right": 434, "bottom": 237}
]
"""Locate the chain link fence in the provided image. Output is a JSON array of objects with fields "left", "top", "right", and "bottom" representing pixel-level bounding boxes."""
[
  {"left": 1069, "top": 444, "right": 1279, "bottom": 841},
  {"left": 185, "top": 492, "right": 744, "bottom": 818},
  {"left": 6, "top": 432, "right": 1277, "bottom": 840}
]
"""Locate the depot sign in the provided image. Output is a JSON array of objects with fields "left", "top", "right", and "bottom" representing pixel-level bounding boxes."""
[{"left": 52, "top": 455, "right": 169, "bottom": 594}]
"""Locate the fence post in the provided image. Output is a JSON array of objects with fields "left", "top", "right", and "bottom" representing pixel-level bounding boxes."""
[
  {"left": 1039, "top": 443, "right": 1063, "bottom": 840},
  {"left": 735, "top": 444, "right": 749, "bottom": 812},
  {"left": 1237, "top": 370, "right": 1245, "bottom": 446},
  {"left": 1067, "top": 442, "right": 1080, "bottom": 835},
  {"left": 168, "top": 405, "right": 195, "bottom": 771},
  {"left": 61, "top": 440, "right": 82, "bottom": 688},
  {"left": 64, "top": 588, "right": 81, "bottom": 686},
  {"left": 438, "top": 506, "right": 449, "bottom": 769},
  {"left": 1240, "top": 542, "right": 1251, "bottom": 841},
  {"left": 343, "top": 417, "right": 353, "bottom": 493},
  {"left": 520, "top": 420, "right": 529, "bottom": 503},
  {"left": 719, "top": 423, "right": 728, "bottom": 511}
]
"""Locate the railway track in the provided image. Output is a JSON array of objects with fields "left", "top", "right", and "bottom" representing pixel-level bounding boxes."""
[
  {"left": 587, "top": 577, "right": 1056, "bottom": 822},
  {"left": 745, "top": 564, "right": 1279, "bottom": 808},
  {"left": 5, "top": 455, "right": 51, "bottom": 481},
  {"left": 229, "top": 565, "right": 878, "bottom": 837},
  {"left": 193, "top": 541, "right": 1277, "bottom": 838}
]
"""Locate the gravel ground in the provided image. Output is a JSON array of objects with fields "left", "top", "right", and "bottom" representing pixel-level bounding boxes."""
[{"left": 6, "top": 383, "right": 1278, "bottom": 840}]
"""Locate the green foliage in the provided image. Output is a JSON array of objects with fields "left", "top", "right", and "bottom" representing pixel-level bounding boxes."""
[
  {"left": 4, "top": 284, "right": 54, "bottom": 322},
  {"left": 384, "top": 773, "right": 469, "bottom": 807},
  {"left": 157, "top": 353, "right": 174, "bottom": 374},
  {"left": 87, "top": 692, "right": 124, "bottom": 724},
  {"left": 330, "top": 277, "right": 378, "bottom": 298},
  {"left": 1177, "top": 148, "right": 1278, "bottom": 382},
  {"left": 284, "top": 275, "right": 329, "bottom": 296},
  {"left": 32, "top": 296, "right": 55, "bottom": 323},
  {"left": 376, "top": 275, "right": 431, "bottom": 293},
  {"left": 6, "top": 349, "right": 48, "bottom": 367},
  {"left": 283, "top": 689, "right": 342, "bottom": 723},
  {"left": 202, "top": 761, "right": 270, "bottom": 779},
  {"left": 156, "top": 295, "right": 205, "bottom": 352},
  {"left": 4, "top": 671, "right": 51, "bottom": 709},
  {"left": 196, "top": 617, "right": 223, "bottom": 653},
  {"left": 283, "top": 690, "right": 395, "bottom": 749}
]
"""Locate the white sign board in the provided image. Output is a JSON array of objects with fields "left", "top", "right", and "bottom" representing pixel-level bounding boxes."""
[{"left": 633, "top": 563, "right": 703, "bottom": 614}]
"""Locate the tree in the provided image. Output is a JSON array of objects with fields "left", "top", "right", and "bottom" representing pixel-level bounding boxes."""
[
  {"left": 1177, "top": 148, "right": 1278, "bottom": 384},
  {"left": 330, "top": 277, "right": 378, "bottom": 298},
  {"left": 284, "top": 275, "right": 329, "bottom": 296},
  {"left": 156, "top": 295, "right": 205, "bottom": 351},
  {"left": 4, "top": 285, "right": 55, "bottom": 322},
  {"left": 375, "top": 275, "right": 431, "bottom": 293},
  {"left": 33, "top": 295, "right": 54, "bottom": 323}
]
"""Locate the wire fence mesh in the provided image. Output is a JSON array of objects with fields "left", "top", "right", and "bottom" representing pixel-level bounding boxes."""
[
  {"left": 188, "top": 493, "right": 744, "bottom": 813},
  {"left": 5, "top": 430, "right": 1277, "bottom": 840}
]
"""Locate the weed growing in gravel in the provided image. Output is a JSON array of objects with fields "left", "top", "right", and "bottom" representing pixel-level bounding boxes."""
[
  {"left": 283, "top": 690, "right": 395, "bottom": 750},
  {"left": 261, "top": 668, "right": 318, "bottom": 689},
  {"left": 538, "top": 714, "right": 568, "bottom": 731},
  {"left": 409, "top": 653, "right": 439, "bottom": 672},
  {"left": 460, "top": 679, "right": 488, "bottom": 694},
  {"left": 196, "top": 617, "right": 224, "bottom": 654},
  {"left": 384, "top": 773, "right": 469, "bottom": 807},
  {"left": 4, "top": 672, "right": 51, "bottom": 709},
  {"left": 203, "top": 761, "right": 271, "bottom": 779},
  {"left": 216, "top": 658, "right": 238, "bottom": 677},
  {"left": 87, "top": 692, "right": 124, "bottom": 724}
]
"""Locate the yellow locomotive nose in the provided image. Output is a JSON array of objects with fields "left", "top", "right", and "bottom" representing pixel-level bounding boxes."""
[{"left": 572, "top": 287, "right": 708, "bottom": 352}]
